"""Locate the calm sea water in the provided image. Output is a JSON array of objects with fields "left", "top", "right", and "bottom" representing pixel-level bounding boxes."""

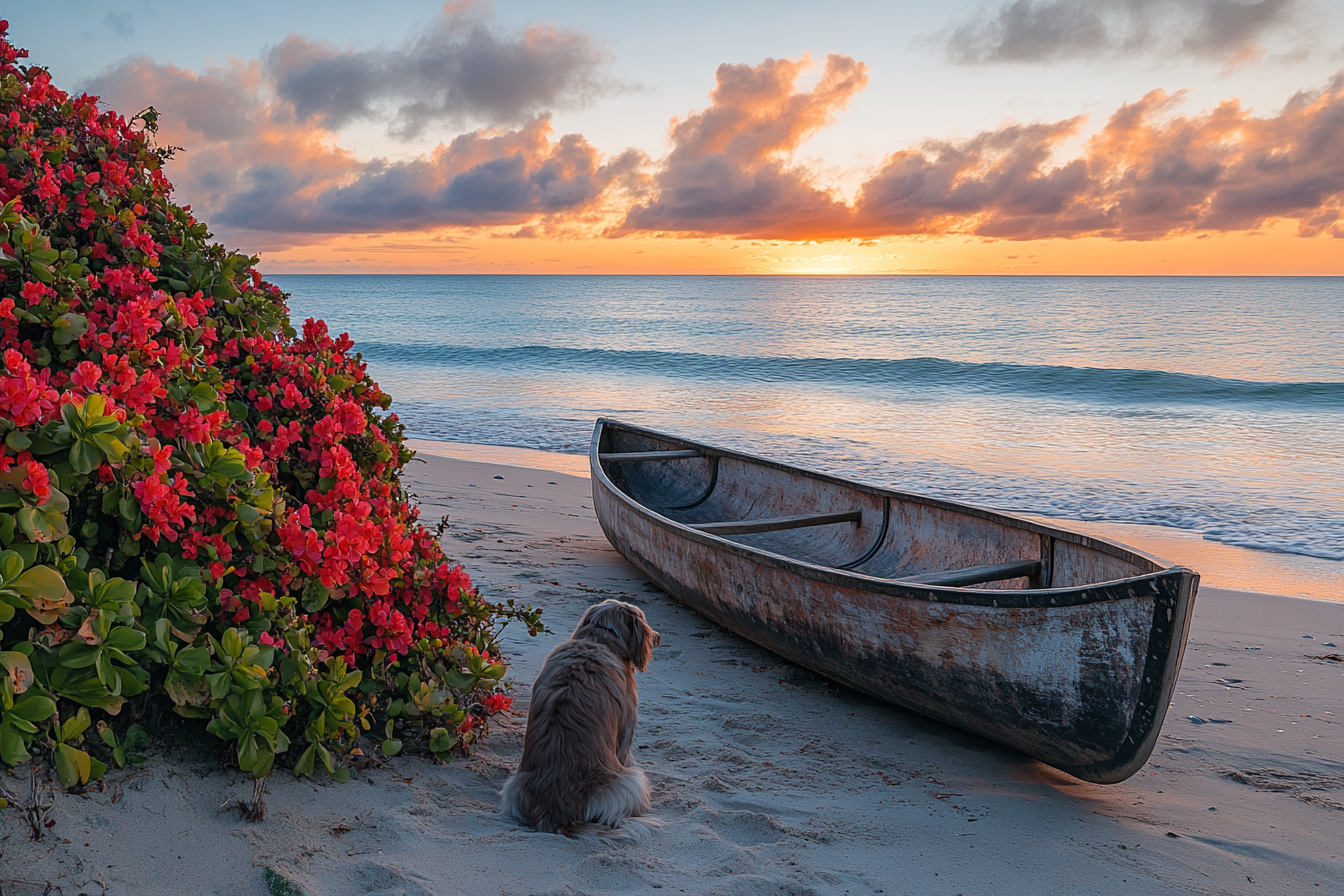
[{"left": 271, "top": 275, "right": 1344, "bottom": 563}]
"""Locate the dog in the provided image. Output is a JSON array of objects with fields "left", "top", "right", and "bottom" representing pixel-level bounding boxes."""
[{"left": 500, "top": 599, "right": 661, "bottom": 839}]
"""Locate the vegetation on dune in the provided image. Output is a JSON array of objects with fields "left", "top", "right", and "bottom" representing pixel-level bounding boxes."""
[{"left": 0, "top": 22, "right": 541, "bottom": 799}]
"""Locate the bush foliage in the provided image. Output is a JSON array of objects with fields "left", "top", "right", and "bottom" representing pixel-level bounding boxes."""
[{"left": 0, "top": 23, "right": 539, "bottom": 788}]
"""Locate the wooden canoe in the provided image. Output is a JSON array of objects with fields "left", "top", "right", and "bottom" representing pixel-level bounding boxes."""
[{"left": 590, "top": 418, "right": 1198, "bottom": 784}]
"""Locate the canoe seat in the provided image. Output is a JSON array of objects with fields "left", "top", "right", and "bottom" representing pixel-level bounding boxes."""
[
  {"left": 892, "top": 559, "right": 1041, "bottom": 588},
  {"left": 600, "top": 450, "right": 703, "bottom": 462},
  {"left": 689, "top": 510, "right": 862, "bottom": 536}
]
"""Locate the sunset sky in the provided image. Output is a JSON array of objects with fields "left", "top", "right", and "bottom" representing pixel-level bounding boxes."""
[{"left": 11, "top": 0, "right": 1344, "bottom": 274}]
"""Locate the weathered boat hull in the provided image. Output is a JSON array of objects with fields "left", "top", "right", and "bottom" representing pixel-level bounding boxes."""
[{"left": 590, "top": 419, "right": 1198, "bottom": 784}]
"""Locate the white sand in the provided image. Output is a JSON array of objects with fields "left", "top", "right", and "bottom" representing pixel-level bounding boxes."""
[{"left": 4, "top": 452, "right": 1341, "bottom": 896}]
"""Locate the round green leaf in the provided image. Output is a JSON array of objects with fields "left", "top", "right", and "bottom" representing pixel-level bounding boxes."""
[{"left": 11, "top": 565, "right": 66, "bottom": 602}]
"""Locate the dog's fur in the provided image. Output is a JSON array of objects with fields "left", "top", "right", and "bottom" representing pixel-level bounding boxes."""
[{"left": 500, "top": 600, "right": 661, "bottom": 839}]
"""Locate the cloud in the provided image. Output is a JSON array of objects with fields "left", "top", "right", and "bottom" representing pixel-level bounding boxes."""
[
  {"left": 264, "top": 2, "right": 615, "bottom": 138},
  {"left": 853, "top": 73, "right": 1344, "bottom": 239},
  {"left": 213, "top": 116, "right": 645, "bottom": 233},
  {"left": 80, "top": 42, "right": 1344, "bottom": 247},
  {"left": 617, "top": 54, "right": 866, "bottom": 239},
  {"left": 84, "top": 57, "right": 264, "bottom": 142},
  {"left": 103, "top": 11, "right": 134, "bottom": 38},
  {"left": 82, "top": 57, "right": 642, "bottom": 244},
  {"left": 942, "top": 0, "right": 1298, "bottom": 65}
]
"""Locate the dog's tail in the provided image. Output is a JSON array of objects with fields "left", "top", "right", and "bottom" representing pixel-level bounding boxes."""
[{"left": 564, "top": 815, "right": 663, "bottom": 843}]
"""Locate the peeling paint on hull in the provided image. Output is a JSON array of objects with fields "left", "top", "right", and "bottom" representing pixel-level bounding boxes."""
[{"left": 591, "top": 419, "right": 1198, "bottom": 784}]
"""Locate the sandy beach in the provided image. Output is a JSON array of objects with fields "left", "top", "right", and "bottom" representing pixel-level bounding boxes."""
[{"left": 4, "top": 449, "right": 1341, "bottom": 896}]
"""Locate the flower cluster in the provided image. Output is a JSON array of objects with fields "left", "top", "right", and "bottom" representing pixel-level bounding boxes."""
[{"left": 0, "top": 25, "right": 540, "bottom": 785}]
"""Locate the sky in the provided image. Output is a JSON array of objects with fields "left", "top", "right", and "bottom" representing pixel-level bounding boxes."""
[{"left": 8, "top": 0, "right": 1344, "bottom": 274}]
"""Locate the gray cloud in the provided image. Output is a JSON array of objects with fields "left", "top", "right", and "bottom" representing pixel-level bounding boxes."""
[
  {"left": 83, "top": 57, "right": 261, "bottom": 142},
  {"left": 103, "top": 11, "right": 134, "bottom": 38},
  {"left": 943, "top": 0, "right": 1298, "bottom": 65},
  {"left": 212, "top": 117, "right": 645, "bottom": 233},
  {"left": 265, "top": 4, "right": 615, "bottom": 139}
]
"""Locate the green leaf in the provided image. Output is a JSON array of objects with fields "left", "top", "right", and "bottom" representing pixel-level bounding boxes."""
[
  {"left": 58, "top": 642, "right": 101, "bottom": 669},
  {"left": 174, "top": 646, "right": 210, "bottom": 678},
  {"left": 439, "top": 668, "right": 476, "bottom": 690},
  {"left": 1, "top": 723, "right": 31, "bottom": 764},
  {"left": 428, "top": 727, "right": 457, "bottom": 754},
  {"left": 61, "top": 707, "right": 92, "bottom": 741},
  {"left": 206, "top": 671, "right": 231, "bottom": 700},
  {"left": 10, "top": 693, "right": 56, "bottom": 722},
  {"left": 89, "top": 433, "right": 130, "bottom": 463},
  {"left": 69, "top": 440, "right": 99, "bottom": 475},
  {"left": 381, "top": 738, "right": 402, "bottom": 757},
  {"left": 124, "top": 724, "right": 149, "bottom": 751},
  {"left": 0, "top": 549, "right": 22, "bottom": 583},
  {"left": 55, "top": 742, "right": 93, "bottom": 786},
  {"left": 301, "top": 581, "right": 329, "bottom": 613},
  {"left": 294, "top": 743, "right": 317, "bottom": 777},
  {"left": 16, "top": 505, "right": 68, "bottom": 542},
  {"left": 10, "top": 565, "right": 66, "bottom": 602},
  {"left": 104, "top": 626, "right": 147, "bottom": 652},
  {"left": 51, "top": 312, "right": 89, "bottom": 346}
]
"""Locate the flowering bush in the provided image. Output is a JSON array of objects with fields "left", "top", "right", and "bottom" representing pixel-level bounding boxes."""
[{"left": 0, "top": 24, "right": 540, "bottom": 789}]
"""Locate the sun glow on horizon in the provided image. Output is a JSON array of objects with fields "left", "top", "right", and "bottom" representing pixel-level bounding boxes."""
[{"left": 254, "top": 219, "right": 1344, "bottom": 277}]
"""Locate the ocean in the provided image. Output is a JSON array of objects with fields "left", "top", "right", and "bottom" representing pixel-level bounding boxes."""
[{"left": 271, "top": 275, "right": 1344, "bottom": 565}]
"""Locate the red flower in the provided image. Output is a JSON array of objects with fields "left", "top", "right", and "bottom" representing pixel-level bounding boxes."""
[
  {"left": 21, "top": 460, "right": 50, "bottom": 505},
  {"left": 70, "top": 360, "right": 100, "bottom": 391}
]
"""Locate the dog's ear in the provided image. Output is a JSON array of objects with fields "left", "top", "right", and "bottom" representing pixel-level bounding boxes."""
[
  {"left": 577, "top": 600, "right": 658, "bottom": 670},
  {"left": 622, "top": 603, "right": 658, "bottom": 671}
]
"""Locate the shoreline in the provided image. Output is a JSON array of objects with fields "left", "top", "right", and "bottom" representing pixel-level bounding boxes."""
[
  {"left": 7, "top": 451, "right": 1341, "bottom": 895},
  {"left": 407, "top": 438, "right": 1344, "bottom": 603}
]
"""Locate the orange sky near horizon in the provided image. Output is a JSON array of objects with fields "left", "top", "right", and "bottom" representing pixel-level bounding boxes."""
[{"left": 260, "top": 221, "right": 1344, "bottom": 276}]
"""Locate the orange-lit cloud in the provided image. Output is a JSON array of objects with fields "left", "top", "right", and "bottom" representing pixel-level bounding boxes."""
[
  {"left": 616, "top": 54, "right": 866, "bottom": 239},
  {"left": 853, "top": 73, "right": 1344, "bottom": 240}
]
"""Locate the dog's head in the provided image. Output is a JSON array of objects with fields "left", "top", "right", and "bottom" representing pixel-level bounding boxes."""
[{"left": 574, "top": 600, "right": 660, "bottom": 671}]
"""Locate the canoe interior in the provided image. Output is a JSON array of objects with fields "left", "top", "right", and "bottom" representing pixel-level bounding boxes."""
[{"left": 598, "top": 425, "right": 1162, "bottom": 593}]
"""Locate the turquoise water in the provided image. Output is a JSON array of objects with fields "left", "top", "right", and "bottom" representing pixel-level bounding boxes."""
[{"left": 272, "top": 275, "right": 1344, "bottom": 563}]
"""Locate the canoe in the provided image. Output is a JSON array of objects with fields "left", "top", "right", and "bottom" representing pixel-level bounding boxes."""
[{"left": 589, "top": 418, "right": 1198, "bottom": 784}]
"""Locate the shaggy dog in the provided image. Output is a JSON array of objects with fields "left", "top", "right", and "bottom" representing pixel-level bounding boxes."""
[{"left": 500, "top": 599, "right": 661, "bottom": 839}]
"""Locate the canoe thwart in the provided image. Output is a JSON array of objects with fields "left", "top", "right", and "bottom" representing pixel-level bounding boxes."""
[
  {"left": 690, "top": 510, "right": 863, "bottom": 536},
  {"left": 892, "top": 559, "right": 1042, "bottom": 587},
  {"left": 600, "top": 450, "right": 704, "bottom": 462}
]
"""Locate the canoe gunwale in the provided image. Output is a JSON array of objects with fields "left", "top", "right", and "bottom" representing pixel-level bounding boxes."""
[{"left": 590, "top": 418, "right": 1191, "bottom": 610}]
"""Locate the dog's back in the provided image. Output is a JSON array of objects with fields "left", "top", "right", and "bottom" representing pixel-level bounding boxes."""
[
  {"left": 502, "top": 639, "right": 633, "bottom": 832},
  {"left": 501, "top": 600, "right": 658, "bottom": 838}
]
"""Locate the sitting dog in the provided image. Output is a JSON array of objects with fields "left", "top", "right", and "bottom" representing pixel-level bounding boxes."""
[{"left": 500, "top": 599, "right": 661, "bottom": 839}]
